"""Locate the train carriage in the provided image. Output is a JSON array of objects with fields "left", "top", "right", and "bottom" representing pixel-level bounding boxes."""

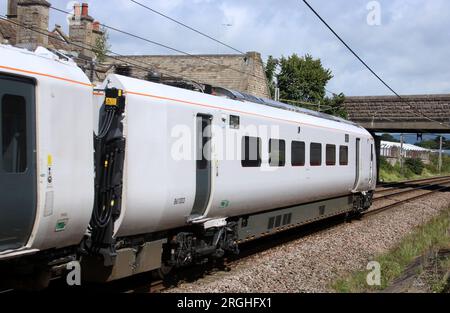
[{"left": 0, "top": 45, "right": 376, "bottom": 287}]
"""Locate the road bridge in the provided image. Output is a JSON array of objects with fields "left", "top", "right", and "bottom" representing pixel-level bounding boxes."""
[{"left": 344, "top": 94, "right": 450, "bottom": 133}]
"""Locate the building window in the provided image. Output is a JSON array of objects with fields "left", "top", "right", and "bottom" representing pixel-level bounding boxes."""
[
  {"left": 340, "top": 146, "right": 349, "bottom": 166},
  {"left": 241, "top": 136, "right": 261, "bottom": 167},
  {"left": 269, "top": 139, "right": 285, "bottom": 167},
  {"left": 2, "top": 95, "right": 27, "bottom": 173},
  {"left": 291, "top": 141, "right": 305, "bottom": 167},
  {"left": 310, "top": 143, "right": 322, "bottom": 166},
  {"left": 326, "top": 144, "right": 336, "bottom": 166}
]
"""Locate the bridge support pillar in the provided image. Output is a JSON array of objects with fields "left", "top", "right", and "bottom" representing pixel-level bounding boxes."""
[{"left": 371, "top": 133, "right": 381, "bottom": 184}]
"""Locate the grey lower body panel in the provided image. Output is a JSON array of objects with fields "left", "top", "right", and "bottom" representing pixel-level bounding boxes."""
[
  {"left": 237, "top": 195, "right": 353, "bottom": 242},
  {"left": 81, "top": 239, "right": 167, "bottom": 282}
]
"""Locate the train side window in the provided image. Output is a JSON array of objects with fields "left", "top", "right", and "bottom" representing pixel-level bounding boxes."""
[
  {"left": 310, "top": 143, "right": 322, "bottom": 166},
  {"left": 1, "top": 95, "right": 27, "bottom": 173},
  {"left": 241, "top": 136, "right": 262, "bottom": 167},
  {"left": 326, "top": 144, "right": 336, "bottom": 166},
  {"left": 269, "top": 139, "right": 286, "bottom": 167},
  {"left": 291, "top": 141, "right": 305, "bottom": 166},
  {"left": 340, "top": 146, "right": 349, "bottom": 166}
]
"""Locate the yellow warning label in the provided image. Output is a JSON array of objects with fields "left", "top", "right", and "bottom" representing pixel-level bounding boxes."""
[
  {"left": 105, "top": 97, "right": 117, "bottom": 106},
  {"left": 47, "top": 154, "right": 53, "bottom": 167}
]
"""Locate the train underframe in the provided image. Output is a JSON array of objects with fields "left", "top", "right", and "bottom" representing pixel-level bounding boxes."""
[{"left": 0, "top": 191, "right": 373, "bottom": 289}]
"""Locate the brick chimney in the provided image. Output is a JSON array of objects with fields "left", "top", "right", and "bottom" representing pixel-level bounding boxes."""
[
  {"left": 69, "top": 2, "right": 95, "bottom": 58},
  {"left": 7, "top": 0, "right": 18, "bottom": 20},
  {"left": 16, "top": 0, "right": 51, "bottom": 50},
  {"left": 92, "top": 20, "right": 104, "bottom": 52}
]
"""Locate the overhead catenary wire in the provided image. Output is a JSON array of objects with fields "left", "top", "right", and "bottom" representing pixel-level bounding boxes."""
[
  {"left": 129, "top": 0, "right": 246, "bottom": 55},
  {"left": 49, "top": 6, "right": 269, "bottom": 83},
  {"left": 0, "top": 15, "right": 209, "bottom": 87},
  {"left": 0, "top": 13, "right": 327, "bottom": 110},
  {"left": 301, "top": 0, "right": 450, "bottom": 130},
  {"left": 49, "top": 5, "right": 333, "bottom": 110}
]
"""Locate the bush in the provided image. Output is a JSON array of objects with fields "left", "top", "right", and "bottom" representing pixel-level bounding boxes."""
[
  {"left": 379, "top": 156, "right": 393, "bottom": 171},
  {"left": 404, "top": 158, "right": 425, "bottom": 175}
]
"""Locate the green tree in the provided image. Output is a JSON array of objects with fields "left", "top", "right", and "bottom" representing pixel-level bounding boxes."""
[
  {"left": 265, "top": 55, "right": 279, "bottom": 99},
  {"left": 320, "top": 93, "right": 348, "bottom": 119},
  {"left": 277, "top": 54, "right": 333, "bottom": 103},
  {"left": 265, "top": 53, "right": 347, "bottom": 118},
  {"left": 416, "top": 136, "right": 449, "bottom": 150},
  {"left": 93, "top": 27, "right": 110, "bottom": 63},
  {"left": 380, "top": 133, "right": 400, "bottom": 142}
]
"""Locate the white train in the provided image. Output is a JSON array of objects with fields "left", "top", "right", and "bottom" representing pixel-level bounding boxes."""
[{"left": 0, "top": 45, "right": 376, "bottom": 287}]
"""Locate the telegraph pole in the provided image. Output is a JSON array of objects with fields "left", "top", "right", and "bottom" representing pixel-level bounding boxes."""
[
  {"left": 90, "top": 60, "right": 95, "bottom": 83},
  {"left": 400, "top": 134, "right": 404, "bottom": 174},
  {"left": 274, "top": 88, "right": 280, "bottom": 102},
  {"left": 439, "top": 135, "right": 443, "bottom": 174}
]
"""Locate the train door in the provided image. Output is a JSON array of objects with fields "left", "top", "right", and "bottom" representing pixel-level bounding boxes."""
[
  {"left": 0, "top": 75, "right": 37, "bottom": 252},
  {"left": 190, "top": 114, "right": 212, "bottom": 218},
  {"left": 353, "top": 138, "right": 361, "bottom": 190}
]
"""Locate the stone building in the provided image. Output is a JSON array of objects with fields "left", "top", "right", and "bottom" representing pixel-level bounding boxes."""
[
  {"left": 0, "top": 0, "right": 105, "bottom": 80},
  {"left": 111, "top": 52, "right": 271, "bottom": 98},
  {"left": 0, "top": 0, "right": 270, "bottom": 97}
]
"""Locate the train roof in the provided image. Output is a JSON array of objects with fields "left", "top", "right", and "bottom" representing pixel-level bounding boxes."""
[
  {"left": 0, "top": 44, "right": 91, "bottom": 88},
  {"left": 213, "top": 87, "right": 361, "bottom": 128},
  {"left": 104, "top": 74, "right": 371, "bottom": 137}
]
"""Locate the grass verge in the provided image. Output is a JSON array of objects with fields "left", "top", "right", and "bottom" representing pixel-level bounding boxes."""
[{"left": 332, "top": 208, "right": 450, "bottom": 293}]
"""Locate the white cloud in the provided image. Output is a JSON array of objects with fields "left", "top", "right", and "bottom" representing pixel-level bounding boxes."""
[{"left": 1, "top": 0, "right": 450, "bottom": 96}]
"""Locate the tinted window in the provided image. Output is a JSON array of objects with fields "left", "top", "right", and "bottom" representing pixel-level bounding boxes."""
[
  {"left": 230, "top": 115, "right": 240, "bottom": 129},
  {"left": 2, "top": 95, "right": 27, "bottom": 173},
  {"left": 241, "top": 136, "right": 261, "bottom": 167},
  {"left": 269, "top": 139, "right": 285, "bottom": 167},
  {"left": 310, "top": 143, "right": 322, "bottom": 166},
  {"left": 326, "top": 144, "right": 336, "bottom": 166},
  {"left": 340, "top": 146, "right": 349, "bottom": 166},
  {"left": 196, "top": 115, "right": 211, "bottom": 170},
  {"left": 291, "top": 141, "right": 305, "bottom": 166}
]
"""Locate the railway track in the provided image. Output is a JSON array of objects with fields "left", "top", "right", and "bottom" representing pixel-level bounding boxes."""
[
  {"left": 375, "top": 175, "right": 450, "bottom": 195},
  {"left": 374, "top": 177, "right": 450, "bottom": 199},
  {"left": 367, "top": 176, "right": 450, "bottom": 217},
  {"left": 16, "top": 176, "right": 450, "bottom": 293},
  {"left": 376, "top": 175, "right": 450, "bottom": 190}
]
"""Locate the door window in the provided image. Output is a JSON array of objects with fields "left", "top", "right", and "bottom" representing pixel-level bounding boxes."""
[{"left": 2, "top": 94, "right": 27, "bottom": 173}]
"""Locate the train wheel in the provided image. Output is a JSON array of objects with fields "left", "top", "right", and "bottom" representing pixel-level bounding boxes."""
[{"left": 157, "top": 263, "right": 173, "bottom": 279}]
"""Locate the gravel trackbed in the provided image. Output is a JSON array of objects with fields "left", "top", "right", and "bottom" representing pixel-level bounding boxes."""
[{"left": 165, "top": 192, "right": 450, "bottom": 293}]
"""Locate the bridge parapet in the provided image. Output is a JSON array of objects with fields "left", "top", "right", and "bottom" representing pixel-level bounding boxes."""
[{"left": 344, "top": 94, "right": 450, "bottom": 133}]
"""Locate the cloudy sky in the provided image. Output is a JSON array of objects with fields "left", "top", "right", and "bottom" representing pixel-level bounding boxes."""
[{"left": 2, "top": 0, "right": 450, "bottom": 96}]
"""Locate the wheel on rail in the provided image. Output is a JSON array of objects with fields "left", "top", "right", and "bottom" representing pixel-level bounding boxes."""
[{"left": 156, "top": 263, "right": 173, "bottom": 279}]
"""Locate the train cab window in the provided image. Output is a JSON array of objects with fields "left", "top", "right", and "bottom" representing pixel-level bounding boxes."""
[
  {"left": 291, "top": 141, "right": 305, "bottom": 166},
  {"left": 269, "top": 139, "right": 285, "bottom": 167},
  {"left": 241, "top": 136, "right": 262, "bottom": 167},
  {"left": 310, "top": 143, "right": 322, "bottom": 166},
  {"left": 340, "top": 146, "right": 349, "bottom": 166},
  {"left": 326, "top": 144, "right": 336, "bottom": 166},
  {"left": 1, "top": 95, "right": 27, "bottom": 173}
]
